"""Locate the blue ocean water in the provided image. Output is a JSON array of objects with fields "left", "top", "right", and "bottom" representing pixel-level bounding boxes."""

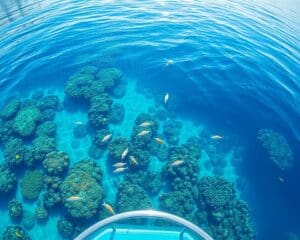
[{"left": 0, "top": 0, "right": 299, "bottom": 239}]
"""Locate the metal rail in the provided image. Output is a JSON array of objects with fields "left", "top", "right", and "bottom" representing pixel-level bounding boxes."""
[{"left": 74, "top": 210, "right": 214, "bottom": 240}]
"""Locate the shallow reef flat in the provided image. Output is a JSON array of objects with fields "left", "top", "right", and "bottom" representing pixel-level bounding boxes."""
[{"left": 0, "top": 64, "right": 257, "bottom": 240}]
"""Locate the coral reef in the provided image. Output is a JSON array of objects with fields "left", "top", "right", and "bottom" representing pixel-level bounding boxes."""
[
  {"left": 69, "top": 159, "right": 103, "bottom": 183},
  {"left": 156, "top": 144, "right": 169, "bottom": 162},
  {"left": 20, "top": 170, "right": 44, "bottom": 201},
  {"left": 35, "top": 121, "right": 56, "bottom": 137},
  {"left": 125, "top": 171, "right": 163, "bottom": 196},
  {"left": 117, "top": 182, "right": 151, "bottom": 212},
  {"left": 35, "top": 205, "right": 48, "bottom": 222},
  {"left": 0, "top": 121, "right": 14, "bottom": 144},
  {"left": 2, "top": 225, "right": 31, "bottom": 240},
  {"left": 131, "top": 113, "right": 159, "bottom": 149},
  {"left": 57, "top": 217, "right": 75, "bottom": 239},
  {"left": 96, "top": 67, "right": 123, "bottom": 90},
  {"left": 163, "top": 119, "right": 182, "bottom": 145},
  {"left": 88, "top": 93, "right": 112, "bottom": 129},
  {"left": 8, "top": 199, "right": 23, "bottom": 219},
  {"left": 37, "top": 95, "right": 59, "bottom": 111},
  {"left": 43, "top": 151, "right": 69, "bottom": 175},
  {"left": 0, "top": 164, "right": 17, "bottom": 194},
  {"left": 65, "top": 66, "right": 104, "bottom": 100},
  {"left": 42, "top": 175, "right": 63, "bottom": 208},
  {"left": 257, "top": 129, "right": 294, "bottom": 170},
  {"left": 12, "top": 106, "right": 41, "bottom": 137},
  {"left": 197, "top": 176, "right": 235, "bottom": 210},
  {"left": 61, "top": 163, "right": 104, "bottom": 218},
  {"left": 163, "top": 142, "right": 200, "bottom": 191},
  {"left": 21, "top": 210, "right": 35, "bottom": 230},
  {"left": 4, "top": 138, "right": 26, "bottom": 168},
  {"left": 93, "top": 129, "right": 112, "bottom": 148},
  {"left": 129, "top": 147, "right": 151, "bottom": 169},
  {"left": 108, "top": 137, "right": 130, "bottom": 160},
  {"left": 0, "top": 99, "right": 21, "bottom": 120},
  {"left": 108, "top": 103, "right": 125, "bottom": 124},
  {"left": 195, "top": 176, "right": 254, "bottom": 240},
  {"left": 160, "top": 190, "right": 196, "bottom": 222},
  {"left": 39, "top": 109, "right": 56, "bottom": 122},
  {"left": 31, "top": 136, "right": 56, "bottom": 163}
]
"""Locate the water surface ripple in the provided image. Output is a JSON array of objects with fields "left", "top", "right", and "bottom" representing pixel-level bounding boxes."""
[{"left": 0, "top": 0, "right": 299, "bottom": 239}]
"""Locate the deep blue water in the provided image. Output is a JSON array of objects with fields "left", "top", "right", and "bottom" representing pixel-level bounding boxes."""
[{"left": 0, "top": 0, "right": 299, "bottom": 239}]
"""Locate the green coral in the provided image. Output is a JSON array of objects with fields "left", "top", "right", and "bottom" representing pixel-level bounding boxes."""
[
  {"left": 43, "top": 151, "right": 69, "bottom": 175},
  {"left": 20, "top": 170, "right": 44, "bottom": 200},
  {"left": 4, "top": 137, "right": 26, "bottom": 168},
  {"left": 8, "top": 199, "right": 23, "bottom": 219},
  {"left": 39, "top": 109, "right": 55, "bottom": 122},
  {"left": 93, "top": 129, "right": 112, "bottom": 148},
  {"left": 131, "top": 113, "right": 159, "bottom": 149},
  {"left": 0, "top": 121, "right": 14, "bottom": 144},
  {"left": 163, "top": 119, "right": 182, "bottom": 145},
  {"left": 12, "top": 106, "right": 41, "bottom": 137},
  {"left": 117, "top": 182, "right": 151, "bottom": 212},
  {"left": 257, "top": 129, "right": 294, "bottom": 170},
  {"left": 0, "top": 99, "right": 21, "bottom": 120},
  {"left": 96, "top": 67, "right": 123, "bottom": 89},
  {"left": 57, "top": 217, "right": 75, "bottom": 239},
  {"left": 129, "top": 147, "right": 151, "bottom": 169},
  {"left": 108, "top": 137, "right": 130, "bottom": 160},
  {"left": 125, "top": 171, "right": 163, "bottom": 196},
  {"left": 61, "top": 169, "right": 104, "bottom": 218},
  {"left": 160, "top": 190, "right": 196, "bottom": 222},
  {"left": 88, "top": 93, "right": 112, "bottom": 129},
  {"left": 163, "top": 144, "right": 200, "bottom": 191},
  {"left": 194, "top": 176, "right": 255, "bottom": 240},
  {"left": 197, "top": 176, "right": 235, "bottom": 210},
  {"left": 2, "top": 225, "right": 31, "bottom": 240},
  {"left": 69, "top": 159, "right": 103, "bottom": 183},
  {"left": 108, "top": 103, "right": 125, "bottom": 124},
  {"left": 65, "top": 66, "right": 104, "bottom": 100},
  {"left": 37, "top": 95, "right": 59, "bottom": 111},
  {"left": 35, "top": 205, "right": 48, "bottom": 222},
  {"left": 31, "top": 136, "right": 56, "bottom": 163},
  {"left": 0, "top": 164, "right": 17, "bottom": 194},
  {"left": 35, "top": 121, "right": 56, "bottom": 137}
]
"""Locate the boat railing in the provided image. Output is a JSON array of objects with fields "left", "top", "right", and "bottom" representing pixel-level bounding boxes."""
[{"left": 74, "top": 210, "right": 214, "bottom": 240}]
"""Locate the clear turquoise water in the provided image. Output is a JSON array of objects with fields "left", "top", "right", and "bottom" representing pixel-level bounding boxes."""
[{"left": 0, "top": 0, "right": 299, "bottom": 240}]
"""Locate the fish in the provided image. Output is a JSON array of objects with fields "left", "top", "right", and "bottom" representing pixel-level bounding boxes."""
[
  {"left": 15, "top": 232, "right": 22, "bottom": 238},
  {"left": 15, "top": 154, "right": 20, "bottom": 160},
  {"left": 102, "top": 202, "right": 115, "bottom": 215},
  {"left": 139, "top": 121, "right": 153, "bottom": 127},
  {"left": 210, "top": 135, "right": 223, "bottom": 140},
  {"left": 113, "top": 162, "right": 127, "bottom": 168},
  {"left": 278, "top": 177, "right": 285, "bottom": 182},
  {"left": 75, "top": 121, "right": 84, "bottom": 125},
  {"left": 164, "top": 92, "right": 169, "bottom": 104},
  {"left": 171, "top": 160, "right": 184, "bottom": 167},
  {"left": 129, "top": 155, "right": 138, "bottom": 165},
  {"left": 113, "top": 167, "right": 128, "bottom": 174},
  {"left": 101, "top": 133, "right": 112, "bottom": 143},
  {"left": 121, "top": 147, "right": 129, "bottom": 159},
  {"left": 154, "top": 137, "right": 164, "bottom": 144},
  {"left": 166, "top": 59, "right": 174, "bottom": 66},
  {"left": 137, "top": 130, "right": 150, "bottom": 136},
  {"left": 66, "top": 196, "right": 82, "bottom": 202}
]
